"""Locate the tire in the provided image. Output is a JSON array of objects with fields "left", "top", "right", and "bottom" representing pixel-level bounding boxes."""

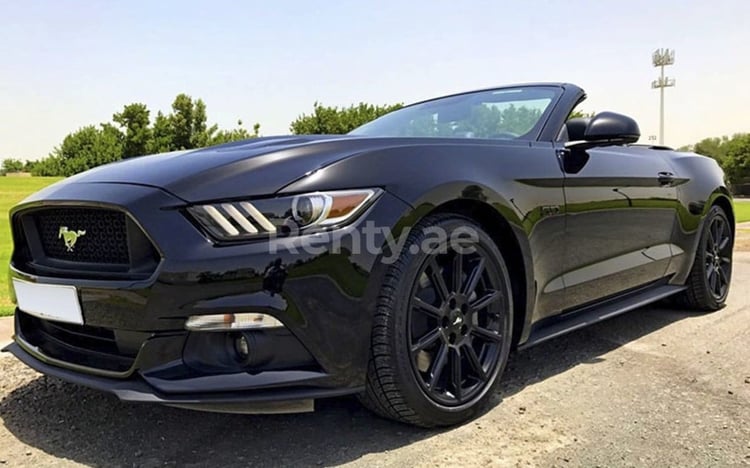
[
  {"left": 677, "top": 205, "right": 733, "bottom": 311},
  {"left": 359, "top": 214, "right": 513, "bottom": 427}
]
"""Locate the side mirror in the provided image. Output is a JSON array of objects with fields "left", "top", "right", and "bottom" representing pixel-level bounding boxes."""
[{"left": 565, "top": 111, "right": 640, "bottom": 150}]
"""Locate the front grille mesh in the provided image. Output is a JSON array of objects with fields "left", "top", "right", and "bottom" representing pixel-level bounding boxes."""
[{"left": 35, "top": 208, "right": 130, "bottom": 264}]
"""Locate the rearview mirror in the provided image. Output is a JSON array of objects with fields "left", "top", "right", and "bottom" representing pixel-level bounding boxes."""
[{"left": 565, "top": 111, "right": 640, "bottom": 150}]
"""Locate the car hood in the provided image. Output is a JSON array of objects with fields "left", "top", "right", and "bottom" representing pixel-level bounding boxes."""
[{"left": 64, "top": 135, "right": 382, "bottom": 202}]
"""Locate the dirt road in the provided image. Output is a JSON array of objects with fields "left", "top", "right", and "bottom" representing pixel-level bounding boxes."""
[{"left": 1, "top": 254, "right": 749, "bottom": 466}]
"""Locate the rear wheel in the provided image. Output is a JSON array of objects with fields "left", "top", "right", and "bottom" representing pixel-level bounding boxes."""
[
  {"left": 359, "top": 215, "right": 513, "bottom": 427},
  {"left": 678, "top": 205, "right": 733, "bottom": 311}
]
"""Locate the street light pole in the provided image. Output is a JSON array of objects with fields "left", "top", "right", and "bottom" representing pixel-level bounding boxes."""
[{"left": 651, "top": 49, "right": 675, "bottom": 145}]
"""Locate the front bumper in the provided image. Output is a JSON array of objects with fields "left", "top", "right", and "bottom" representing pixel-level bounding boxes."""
[
  {"left": 4, "top": 340, "right": 359, "bottom": 413},
  {"left": 7, "top": 181, "right": 410, "bottom": 407}
]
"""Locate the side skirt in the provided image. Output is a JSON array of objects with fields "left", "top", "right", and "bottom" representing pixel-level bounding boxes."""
[{"left": 519, "top": 283, "right": 686, "bottom": 350}]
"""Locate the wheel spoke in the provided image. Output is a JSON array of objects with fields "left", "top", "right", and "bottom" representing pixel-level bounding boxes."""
[
  {"left": 470, "top": 290, "right": 501, "bottom": 311},
  {"left": 411, "top": 328, "right": 442, "bottom": 353},
  {"left": 464, "top": 343, "right": 487, "bottom": 381},
  {"left": 471, "top": 325, "right": 503, "bottom": 343},
  {"left": 717, "top": 266, "right": 729, "bottom": 289},
  {"left": 707, "top": 226, "right": 716, "bottom": 249},
  {"left": 720, "top": 256, "right": 731, "bottom": 265},
  {"left": 708, "top": 267, "right": 718, "bottom": 293},
  {"left": 413, "top": 297, "right": 442, "bottom": 319},
  {"left": 705, "top": 251, "right": 714, "bottom": 261},
  {"left": 716, "top": 218, "right": 725, "bottom": 240},
  {"left": 714, "top": 274, "right": 723, "bottom": 296},
  {"left": 719, "top": 236, "right": 730, "bottom": 251},
  {"left": 452, "top": 252, "right": 463, "bottom": 293},
  {"left": 462, "top": 257, "right": 486, "bottom": 296},
  {"left": 427, "top": 258, "right": 450, "bottom": 302},
  {"left": 712, "top": 219, "right": 722, "bottom": 247},
  {"left": 428, "top": 343, "right": 449, "bottom": 388},
  {"left": 451, "top": 347, "right": 462, "bottom": 400}
]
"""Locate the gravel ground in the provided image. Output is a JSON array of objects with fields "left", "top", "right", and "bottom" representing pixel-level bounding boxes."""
[{"left": 1, "top": 247, "right": 749, "bottom": 466}]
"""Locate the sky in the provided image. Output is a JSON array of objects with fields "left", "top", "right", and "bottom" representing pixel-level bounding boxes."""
[{"left": 1, "top": 0, "right": 748, "bottom": 160}]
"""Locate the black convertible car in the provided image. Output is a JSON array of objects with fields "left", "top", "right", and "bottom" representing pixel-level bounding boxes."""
[{"left": 6, "top": 83, "right": 734, "bottom": 427}]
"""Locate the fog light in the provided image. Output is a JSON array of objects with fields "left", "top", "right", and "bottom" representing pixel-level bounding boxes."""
[
  {"left": 185, "top": 313, "right": 284, "bottom": 331},
  {"left": 234, "top": 334, "right": 250, "bottom": 360}
]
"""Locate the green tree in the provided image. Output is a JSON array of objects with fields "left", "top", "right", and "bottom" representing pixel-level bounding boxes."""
[
  {"left": 190, "top": 99, "right": 218, "bottom": 148},
  {"left": 113, "top": 103, "right": 151, "bottom": 158},
  {"left": 211, "top": 120, "right": 261, "bottom": 145},
  {"left": 568, "top": 109, "right": 595, "bottom": 120},
  {"left": 499, "top": 104, "right": 543, "bottom": 135},
  {"left": 475, "top": 106, "right": 502, "bottom": 135},
  {"left": 168, "top": 94, "right": 218, "bottom": 149},
  {"left": 448, "top": 104, "right": 544, "bottom": 137},
  {"left": 679, "top": 133, "right": 750, "bottom": 186},
  {"left": 50, "top": 124, "right": 124, "bottom": 176},
  {"left": 722, "top": 134, "right": 750, "bottom": 184},
  {"left": 27, "top": 92, "right": 261, "bottom": 176},
  {"left": 1, "top": 158, "right": 24, "bottom": 174},
  {"left": 693, "top": 136, "right": 730, "bottom": 163},
  {"left": 290, "top": 102, "right": 403, "bottom": 134},
  {"left": 147, "top": 111, "right": 174, "bottom": 154},
  {"left": 170, "top": 94, "right": 194, "bottom": 149},
  {"left": 29, "top": 156, "right": 64, "bottom": 177}
]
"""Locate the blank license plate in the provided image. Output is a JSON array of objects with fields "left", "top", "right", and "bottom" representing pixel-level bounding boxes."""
[{"left": 12, "top": 279, "right": 84, "bottom": 325}]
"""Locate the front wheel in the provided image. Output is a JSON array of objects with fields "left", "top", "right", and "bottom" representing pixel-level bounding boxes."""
[
  {"left": 359, "top": 215, "right": 513, "bottom": 427},
  {"left": 678, "top": 205, "right": 733, "bottom": 311}
]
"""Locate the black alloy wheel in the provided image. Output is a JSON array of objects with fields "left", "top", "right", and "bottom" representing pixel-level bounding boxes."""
[
  {"left": 408, "top": 248, "right": 506, "bottom": 406},
  {"left": 703, "top": 213, "right": 732, "bottom": 301},
  {"left": 360, "top": 214, "right": 513, "bottom": 427},
  {"left": 678, "top": 205, "right": 733, "bottom": 311}
]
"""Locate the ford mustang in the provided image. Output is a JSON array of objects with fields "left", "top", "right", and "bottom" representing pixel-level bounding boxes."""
[{"left": 5, "top": 83, "right": 734, "bottom": 427}]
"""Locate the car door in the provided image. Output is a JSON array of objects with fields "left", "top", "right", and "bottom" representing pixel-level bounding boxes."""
[{"left": 557, "top": 145, "right": 680, "bottom": 312}]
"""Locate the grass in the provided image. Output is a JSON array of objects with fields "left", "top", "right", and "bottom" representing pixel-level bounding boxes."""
[
  {"left": 0, "top": 177, "right": 748, "bottom": 318},
  {"left": 0, "top": 177, "right": 63, "bottom": 316},
  {"left": 733, "top": 200, "right": 750, "bottom": 224}
]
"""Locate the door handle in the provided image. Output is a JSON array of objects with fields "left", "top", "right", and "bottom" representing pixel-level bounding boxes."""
[{"left": 657, "top": 171, "right": 675, "bottom": 186}]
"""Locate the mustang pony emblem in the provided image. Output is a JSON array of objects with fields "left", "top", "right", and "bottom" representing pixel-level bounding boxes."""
[{"left": 58, "top": 226, "right": 86, "bottom": 252}]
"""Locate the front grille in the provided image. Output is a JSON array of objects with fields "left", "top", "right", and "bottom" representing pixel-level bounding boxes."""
[
  {"left": 35, "top": 208, "right": 130, "bottom": 264},
  {"left": 12, "top": 206, "right": 160, "bottom": 280},
  {"left": 18, "top": 312, "right": 148, "bottom": 373}
]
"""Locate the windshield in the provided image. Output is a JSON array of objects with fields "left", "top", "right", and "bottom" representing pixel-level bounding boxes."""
[{"left": 350, "top": 86, "right": 560, "bottom": 140}]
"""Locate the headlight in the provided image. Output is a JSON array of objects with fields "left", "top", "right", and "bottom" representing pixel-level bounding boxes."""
[{"left": 187, "top": 188, "right": 381, "bottom": 241}]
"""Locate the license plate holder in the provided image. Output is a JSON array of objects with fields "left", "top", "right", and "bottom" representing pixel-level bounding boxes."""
[{"left": 12, "top": 279, "right": 84, "bottom": 325}]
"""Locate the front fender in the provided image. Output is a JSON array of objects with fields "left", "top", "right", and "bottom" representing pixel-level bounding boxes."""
[{"left": 281, "top": 141, "right": 567, "bottom": 345}]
